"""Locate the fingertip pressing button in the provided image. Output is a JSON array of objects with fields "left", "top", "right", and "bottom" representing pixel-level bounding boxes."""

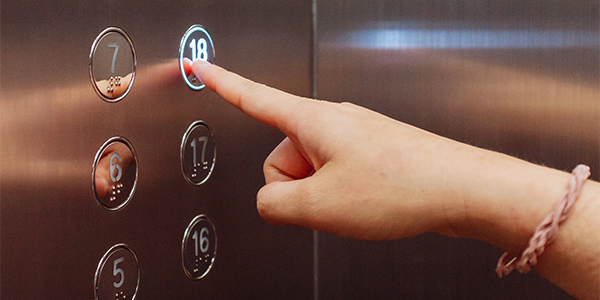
[{"left": 179, "top": 25, "right": 215, "bottom": 90}]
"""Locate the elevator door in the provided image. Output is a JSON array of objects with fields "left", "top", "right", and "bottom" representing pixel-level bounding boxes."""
[{"left": 315, "top": 1, "right": 598, "bottom": 299}]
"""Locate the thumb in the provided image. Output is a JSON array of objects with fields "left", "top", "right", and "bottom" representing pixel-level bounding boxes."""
[{"left": 256, "top": 179, "right": 315, "bottom": 228}]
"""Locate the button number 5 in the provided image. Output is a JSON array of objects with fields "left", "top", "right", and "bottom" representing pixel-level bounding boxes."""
[{"left": 113, "top": 257, "right": 125, "bottom": 288}]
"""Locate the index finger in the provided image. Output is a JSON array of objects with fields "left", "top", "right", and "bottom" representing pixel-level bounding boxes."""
[{"left": 191, "top": 59, "right": 305, "bottom": 133}]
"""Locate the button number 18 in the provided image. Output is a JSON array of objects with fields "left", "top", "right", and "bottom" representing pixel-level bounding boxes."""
[{"left": 189, "top": 38, "right": 208, "bottom": 61}]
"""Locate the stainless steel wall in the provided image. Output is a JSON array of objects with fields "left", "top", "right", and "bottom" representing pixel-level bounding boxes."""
[
  {"left": 315, "top": 1, "right": 597, "bottom": 299},
  {"left": 1, "top": 0, "right": 598, "bottom": 299}
]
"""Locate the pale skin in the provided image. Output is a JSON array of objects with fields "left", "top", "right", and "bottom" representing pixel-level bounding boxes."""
[{"left": 191, "top": 59, "right": 600, "bottom": 300}]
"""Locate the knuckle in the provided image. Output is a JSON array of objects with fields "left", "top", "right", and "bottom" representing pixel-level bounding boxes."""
[{"left": 256, "top": 185, "right": 283, "bottom": 225}]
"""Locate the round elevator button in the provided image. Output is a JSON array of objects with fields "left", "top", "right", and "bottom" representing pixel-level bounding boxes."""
[
  {"left": 180, "top": 121, "right": 216, "bottom": 185},
  {"left": 89, "top": 27, "right": 136, "bottom": 102},
  {"left": 179, "top": 25, "right": 215, "bottom": 90},
  {"left": 92, "top": 137, "right": 138, "bottom": 211},
  {"left": 94, "top": 244, "right": 140, "bottom": 300},
  {"left": 182, "top": 215, "right": 217, "bottom": 280}
]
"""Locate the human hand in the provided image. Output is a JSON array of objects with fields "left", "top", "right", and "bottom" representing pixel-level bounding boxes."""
[
  {"left": 191, "top": 60, "right": 476, "bottom": 240},
  {"left": 192, "top": 60, "right": 600, "bottom": 299}
]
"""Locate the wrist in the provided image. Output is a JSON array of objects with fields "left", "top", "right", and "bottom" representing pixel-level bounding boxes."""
[{"left": 435, "top": 144, "right": 571, "bottom": 254}]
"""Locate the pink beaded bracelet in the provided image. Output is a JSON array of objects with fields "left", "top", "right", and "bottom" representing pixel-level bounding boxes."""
[{"left": 496, "top": 164, "right": 591, "bottom": 277}]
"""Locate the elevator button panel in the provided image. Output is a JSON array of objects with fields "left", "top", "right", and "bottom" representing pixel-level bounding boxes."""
[
  {"left": 182, "top": 215, "right": 217, "bottom": 280},
  {"left": 179, "top": 25, "right": 215, "bottom": 90},
  {"left": 90, "top": 27, "right": 136, "bottom": 102},
  {"left": 180, "top": 121, "right": 216, "bottom": 185},
  {"left": 92, "top": 137, "right": 138, "bottom": 211},
  {"left": 95, "top": 244, "right": 140, "bottom": 300}
]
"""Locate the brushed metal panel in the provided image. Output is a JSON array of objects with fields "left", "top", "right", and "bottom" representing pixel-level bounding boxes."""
[
  {"left": 1, "top": 1, "right": 313, "bottom": 299},
  {"left": 316, "top": 1, "right": 598, "bottom": 299},
  {"left": 3, "top": 1, "right": 597, "bottom": 299}
]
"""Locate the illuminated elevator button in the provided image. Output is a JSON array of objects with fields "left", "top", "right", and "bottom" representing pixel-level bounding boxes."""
[
  {"left": 92, "top": 137, "right": 138, "bottom": 211},
  {"left": 95, "top": 244, "right": 140, "bottom": 300},
  {"left": 90, "top": 27, "right": 136, "bottom": 102},
  {"left": 179, "top": 25, "right": 215, "bottom": 90},
  {"left": 182, "top": 215, "right": 217, "bottom": 280},
  {"left": 180, "top": 121, "right": 216, "bottom": 185}
]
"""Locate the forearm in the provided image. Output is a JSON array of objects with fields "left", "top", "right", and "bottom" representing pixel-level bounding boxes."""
[{"left": 441, "top": 142, "right": 600, "bottom": 299}]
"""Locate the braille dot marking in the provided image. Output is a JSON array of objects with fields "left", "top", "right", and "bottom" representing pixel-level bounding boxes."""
[{"left": 109, "top": 183, "right": 124, "bottom": 202}]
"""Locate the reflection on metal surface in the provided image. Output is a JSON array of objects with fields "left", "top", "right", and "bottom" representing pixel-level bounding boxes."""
[
  {"left": 89, "top": 27, "right": 136, "bottom": 102},
  {"left": 0, "top": 60, "right": 183, "bottom": 184},
  {"left": 92, "top": 137, "right": 138, "bottom": 211},
  {"left": 319, "top": 49, "right": 598, "bottom": 145},
  {"left": 340, "top": 26, "right": 599, "bottom": 49}
]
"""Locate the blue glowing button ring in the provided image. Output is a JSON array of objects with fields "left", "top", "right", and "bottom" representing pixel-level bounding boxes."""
[{"left": 179, "top": 25, "right": 215, "bottom": 90}]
